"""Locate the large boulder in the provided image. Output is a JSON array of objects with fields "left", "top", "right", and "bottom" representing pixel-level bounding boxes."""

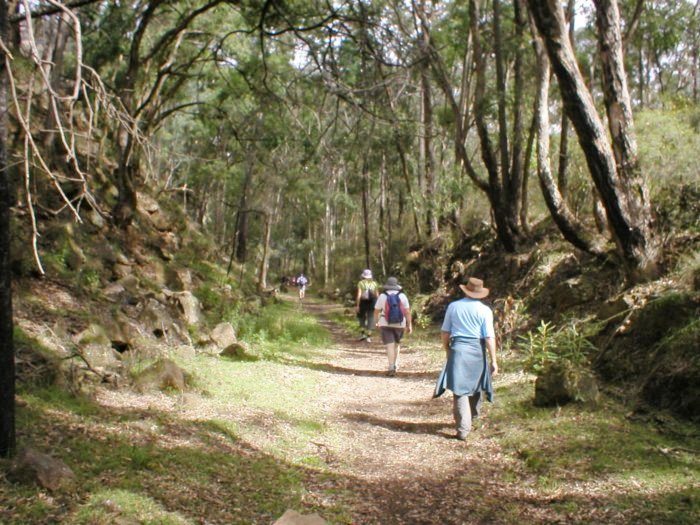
[
  {"left": 8, "top": 448, "right": 75, "bottom": 491},
  {"left": 550, "top": 275, "right": 599, "bottom": 311},
  {"left": 210, "top": 322, "right": 237, "bottom": 350},
  {"left": 134, "top": 359, "right": 188, "bottom": 392},
  {"left": 534, "top": 362, "right": 600, "bottom": 407},
  {"left": 136, "top": 192, "right": 171, "bottom": 231},
  {"left": 138, "top": 298, "right": 176, "bottom": 338},
  {"left": 168, "top": 291, "right": 202, "bottom": 326},
  {"left": 166, "top": 267, "right": 193, "bottom": 291},
  {"left": 220, "top": 342, "right": 256, "bottom": 361},
  {"left": 64, "top": 238, "right": 87, "bottom": 271},
  {"left": 72, "top": 324, "right": 120, "bottom": 368}
]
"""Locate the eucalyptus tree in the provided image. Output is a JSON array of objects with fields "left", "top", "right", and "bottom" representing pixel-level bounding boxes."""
[
  {"left": 80, "top": 0, "right": 246, "bottom": 226},
  {"left": 0, "top": 0, "right": 13, "bottom": 458},
  {"left": 527, "top": 0, "right": 660, "bottom": 280},
  {"left": 622, "top": 0, "right": 700, "bottom": 105},
  {"left": 416, "top": 0, "right": 533, "bottom": 252}
]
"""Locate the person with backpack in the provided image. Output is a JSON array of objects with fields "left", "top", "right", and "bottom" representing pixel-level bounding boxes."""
[
  {"left": 296, "top": 272, "right": 309, "bottom": 300},
  {"left": 355, "top": 269, "right": 379, "bottom": 342},
  {"left": 373, "top": 277, "right": 412, "bottom": 376},
  {"left": 435, "top": 277, "right": 498, "bottom": 441}
]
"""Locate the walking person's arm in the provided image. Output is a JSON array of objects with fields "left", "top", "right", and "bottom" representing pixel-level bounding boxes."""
[
  {"left": 441, "top": 331, "right": 451, "bottom": 360},
  {"left": 485, "top": 337, "right": 498, "bottom": 376},
  {"left": 355, "top": 286, "right": 362, "bottom": 312}
]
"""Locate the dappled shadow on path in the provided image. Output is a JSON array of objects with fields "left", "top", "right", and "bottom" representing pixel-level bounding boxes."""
[
  {"left": 276, "top": 356, "right": 390, "bottom": 378},
  {"left": 344, "top": 411, "right": 452, "bottom": 437}
]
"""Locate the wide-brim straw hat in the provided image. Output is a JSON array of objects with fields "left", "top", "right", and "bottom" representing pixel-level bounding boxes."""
[
  {"left": 383, "top": 276, "right": 402, "bottom": 291},
  {"left": 361, "top": 269, "right": 373, "bottom": 279},
  {"left": 459, "top": 277, "right": 489, "bottom": 299}
]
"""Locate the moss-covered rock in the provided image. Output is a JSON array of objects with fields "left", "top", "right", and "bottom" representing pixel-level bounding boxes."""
[{"left": 534, "top": 361, "right": 600, "bottom": 407}]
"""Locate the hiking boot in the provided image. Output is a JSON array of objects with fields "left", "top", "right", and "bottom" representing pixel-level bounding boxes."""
[
  {"left": 366, "top": 337, "right": 372, "bottom": 343},
  {"left": 456, "top": 431, "right": 468, "bottom": 441},
  {"left": 386, "top": 366, "right": 396, "bottom": 377},
  {"left": 357, "top": 334, "right": 366, "bottom": 341}
]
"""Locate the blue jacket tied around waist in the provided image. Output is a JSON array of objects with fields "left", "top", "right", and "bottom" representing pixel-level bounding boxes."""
[{"left": 434, "top": 336, "right": 494, "bottom": 401}]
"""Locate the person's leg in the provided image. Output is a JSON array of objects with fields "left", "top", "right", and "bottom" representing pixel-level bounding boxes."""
[
  {"left": 386, "top": 342, "right": 397, "bottom": 373},
  {"left": 380, "top": 328, "right": 396, "bottom": 374},
  {"left": 358, "top": 308, "right": 367, "bottom": 339},
  {"left": 366, "top": 308, "right": 375, "bottom": 342},
  {"left": 453, "top": 394, "right": 473, "bottom": 440},
  {"left": 469, "top": 391, "right": 482, "bottom": 419},
  {"left": 393, "top": 329, "right": 404, "bottom": 370}
]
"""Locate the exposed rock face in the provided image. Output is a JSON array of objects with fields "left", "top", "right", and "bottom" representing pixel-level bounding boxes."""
[
  {"left": 166, "top": 267, "right": 192, "bottom": 291},
  {"left": 550, "top": 276, "right": 599, "bottom": 311},
  {"left": 169, "top": 291, "right": 202, "bottom": 326},
  {"left": 73, "top": 324, "right": 120, "bottom": 368},
  {"left": 534, "top": 362, "right": 600, "bottom": 407},
  {"left": 136, "top": 192, "right": 171, "bottom": 231},
  {"left": 138, "top": 298, "right": 176, "bottom": 338},
  {"left": 8, "top": 448, "right": 75, "bottom": 491},
  {"left": 274, "top": 510, "right": 326, "bottom": 525}
]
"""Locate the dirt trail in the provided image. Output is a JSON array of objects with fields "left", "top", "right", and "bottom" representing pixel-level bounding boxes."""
[
  {"left": 294, "top": 301, "right": 514, "bottom": 524},
  {"left": 96, "top": 299, "right": 549, "bottom": 524}
]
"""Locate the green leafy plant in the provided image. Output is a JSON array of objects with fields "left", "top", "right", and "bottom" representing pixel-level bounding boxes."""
[{"left": 518, "top": 320, "right": 596, "bottom": 374}]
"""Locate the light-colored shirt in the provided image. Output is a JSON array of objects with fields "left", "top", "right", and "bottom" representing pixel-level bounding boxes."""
[
  {"left": 357, "top": 279, "right": 378, "bottom": 300},
  {"left": 441, "top": 298, "right": 494, "bottom": 339},
  {"left": 374, "top": 291, "right": 410, "bottom": 328}
]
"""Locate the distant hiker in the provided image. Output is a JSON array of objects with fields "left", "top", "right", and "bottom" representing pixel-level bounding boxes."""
[
  {"left": 435, "top": 277, "right": 498, "bottom": 441},
  {"left": 374, "top": 277, "right": 412, "bottom": 376},
  {"left": 355, "top": 269, "right": 379, "bottom": 342},
  {"left": 296, "top": 272, "right": 309, "bottom": 300}
]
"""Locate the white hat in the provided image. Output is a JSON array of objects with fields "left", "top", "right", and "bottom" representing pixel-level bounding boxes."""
[{"left": 361, "top": 269, "right": 373, "bottom": 279}]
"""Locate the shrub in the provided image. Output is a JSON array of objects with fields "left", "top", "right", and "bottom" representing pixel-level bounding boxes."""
[{"left": 518, "top": 320, "right": 596, "bottom": 374}]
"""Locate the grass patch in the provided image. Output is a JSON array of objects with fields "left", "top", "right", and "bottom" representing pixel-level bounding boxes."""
[
  {"left": 488, "top": 369, "right": 700, "bottom": 521},
  {"left": 4, "top": 380, "right": 347, "bottom": 525},
  {"left": 73, "top": 489, "right": 190, "bottom": 524}
]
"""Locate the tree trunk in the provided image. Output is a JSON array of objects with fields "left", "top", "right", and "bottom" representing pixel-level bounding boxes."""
[
  {"left": 526, "top": 0, "right": 659, "bottom": 280},
  {"left": 0, "top": 0, "right": 16, "bottom": 458},
  {"left": 558, "top": 0, "right": 576, "bottom": 197},
  {"left": 234, "top": 148, "right": 254, "bottom": 263},
  {"left": 418, "top": 2, "right": 438, "bottom": 238},
  {"left": 531, "top": 23, "right": 602, "bottom": 255},
  {"left": 508, "top": 0, "right": 527, "bottom": 235},
  {"left": 361, "top": 158, "right": 371, "bottom": 269},
  {"left": 258, "top": 210, "right": 271, "bottom": 291},
  {"left": 470, "top": 0, "right": 516, "bottom": 252}
]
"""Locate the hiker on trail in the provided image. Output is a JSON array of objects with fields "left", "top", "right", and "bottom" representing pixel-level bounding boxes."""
[
  {"left": 373, "top": 277, "right": 412, "bottom": 376},
  {"left": 435, "top": 277, "right": 498, "bottom": 441},
  {"left": 355, "top": 269, "right": 379, "bottom": 342},
  {"left": 296, "top": 272, "right": 309, "bottom": 300}
]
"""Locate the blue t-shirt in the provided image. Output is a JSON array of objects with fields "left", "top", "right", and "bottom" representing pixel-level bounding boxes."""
[{"left": 441, "top": 298, "right": 495, "bottom": 339}]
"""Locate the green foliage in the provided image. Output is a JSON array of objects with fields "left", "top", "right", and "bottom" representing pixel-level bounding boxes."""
[
  {"left": 78, "top": 268, "right": 101, "bottom": 291},
  {"left": 235, "top": 303, "right": 330, "bottom": 358},
  {"left": 517, "top": 320, "right": 596, "bottom": 374},
  {"left": 74, "top": 489, "right": 190, "bottom": 525}
]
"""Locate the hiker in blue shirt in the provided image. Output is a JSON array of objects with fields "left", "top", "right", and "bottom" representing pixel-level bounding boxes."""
[{"left": 437, "top": 277, "right": 499, "bottom": 441}]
